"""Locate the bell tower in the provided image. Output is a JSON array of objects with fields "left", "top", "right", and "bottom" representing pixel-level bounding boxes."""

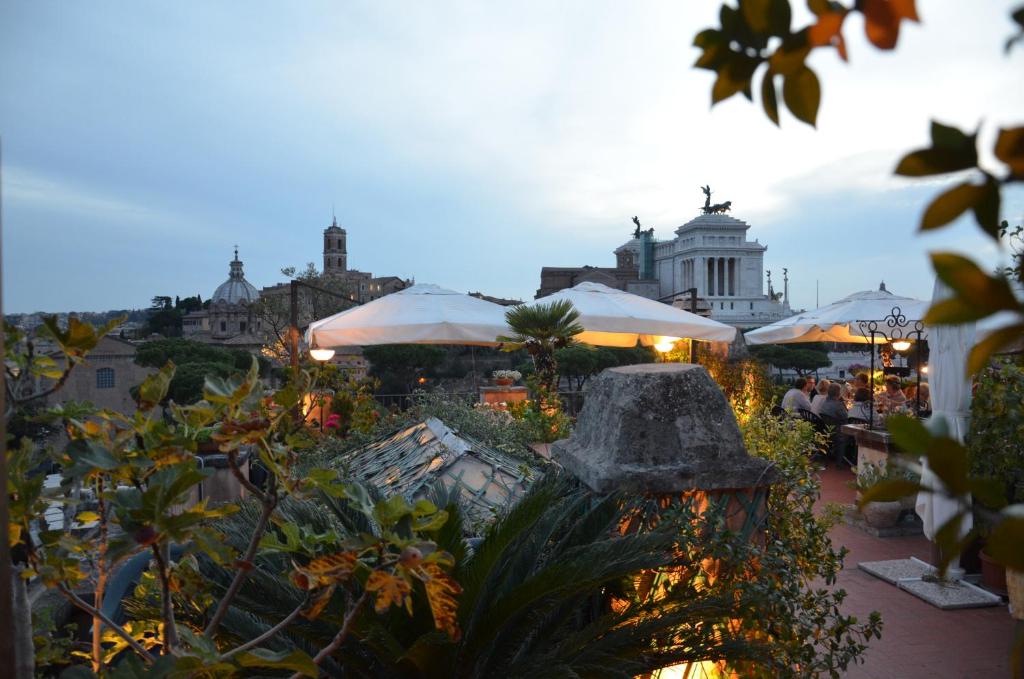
[{"left": 323, "top": 215, "right": 347, "bottom": 275}]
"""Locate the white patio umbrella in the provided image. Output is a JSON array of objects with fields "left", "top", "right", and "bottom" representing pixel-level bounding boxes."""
[
  {"left": 744, "top": 285, "right": 928, "bottom": 345},
  {"left": 305, "top": 283, "right": 510, "bottom": 347},
  {"left": 915, "top": 280, "right": 974, "bottom": 558},
  {"left": 530, "top": 281, "right": 736, "bottom": 347}
]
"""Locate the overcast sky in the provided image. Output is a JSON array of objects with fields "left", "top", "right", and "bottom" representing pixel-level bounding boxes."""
[{"left": 2, "top": 1, "right": 1022, "bottom": 314}]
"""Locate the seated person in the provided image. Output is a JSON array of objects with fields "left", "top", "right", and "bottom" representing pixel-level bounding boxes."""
[
  {"left": 917, "top": 383, "right": 931, "bottom": 412},
  {"left": 848, "top": 387, "right": 874, "bottom": 422},
  {"left": 877, "top": 376, "right": 907, "bottom": 413},
  {"left": 810, "top": 379, "right": 831, "bottom": 414},
  {"left": 781, "top": 377, "right": 814, "bottom": 414},
  {"left": 817, "top": 383, "right": 849, "bottom": 423}
]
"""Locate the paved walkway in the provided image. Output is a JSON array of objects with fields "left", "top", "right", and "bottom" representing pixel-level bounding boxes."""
[{"left": 818, "top": 465, "right": 1019, "bottom": 678}]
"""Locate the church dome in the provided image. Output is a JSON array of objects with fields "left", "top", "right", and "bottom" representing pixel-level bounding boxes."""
[{"left": 212, "top": 249, "right": 260, "bottom": 305}]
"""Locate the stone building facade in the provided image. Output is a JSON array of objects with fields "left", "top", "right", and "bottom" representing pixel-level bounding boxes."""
[
  {"left": 45, "top": 335, "right": 155, "bottom": 414},
  {"left": 537, "top": 209, "right": 792, "bottom": 329},
  {"left": 182, "top": 248, "right": 263, "bottom": 350}
]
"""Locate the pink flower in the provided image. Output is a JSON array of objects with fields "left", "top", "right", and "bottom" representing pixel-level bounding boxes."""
[{"left": 325, "top": 413, "right": 342, "bottom": 430}]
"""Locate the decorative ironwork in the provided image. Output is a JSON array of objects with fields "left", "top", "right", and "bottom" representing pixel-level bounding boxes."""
[{"left": 855, "top": 306, "right": 926, "bottom": 429}]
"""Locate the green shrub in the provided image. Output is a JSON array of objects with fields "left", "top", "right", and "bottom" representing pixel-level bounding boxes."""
[{"left": 968, "top": 357, "right": 1024, "bottom": 505}]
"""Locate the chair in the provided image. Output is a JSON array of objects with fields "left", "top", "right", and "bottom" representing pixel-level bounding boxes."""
[
  {"left": 797, "top": 408, "right": 824, "bottom": 429},
  {"left": 819, "top": 413, "right": 856, "bottom": 467}
]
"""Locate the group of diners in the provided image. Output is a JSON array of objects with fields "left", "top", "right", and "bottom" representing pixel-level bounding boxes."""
[{"left": 780, "top": 372, "right": 931, "bottom": 427}]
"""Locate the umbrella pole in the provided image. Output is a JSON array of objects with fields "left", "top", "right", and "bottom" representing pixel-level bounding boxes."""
[{"left": 471, "top": 346, "right": 478, "bottom": 392}]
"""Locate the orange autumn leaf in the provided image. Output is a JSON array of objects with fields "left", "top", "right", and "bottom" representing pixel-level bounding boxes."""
[
  {"left": 304, "top": 551, "right": 358, "bottom": 581},
  {"left": 861, "top": 0, "right": 917, "bottom": 50},
  {"left": 302, "top": 583, "right": 337, "bottom": 620},
  {"left": 422, "top": 563, "right": 462, "bottom": 642},
  {"left": 366, "top": 570, "right": 413, "bottom": 615},
  {"left": 808, "top": 11, "right": 848, "bottom": 61}
]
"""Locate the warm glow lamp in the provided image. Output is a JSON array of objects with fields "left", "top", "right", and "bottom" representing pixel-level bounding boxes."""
[
  {"left": 891, "top": 339, "right": 912, "bottom": 352},
  {"left": 653, "top": 336, "right": 681, "bottom": 354},
  {"left": 921, "top": 365, "right": 929, "bottom": 374},
  {"left": 309, "top": 339, "right": 336, "bottom": 362}
]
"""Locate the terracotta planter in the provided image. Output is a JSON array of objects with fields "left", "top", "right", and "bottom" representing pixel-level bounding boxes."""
[
  {"left": 979, "top": 550, "right": 1008, "bottom": 596},
  {"left": 862, "top": 501, "right": 901, "bottom": 528},
  {"left": 494, "top": 378, "right": 514, "bottom": 386},
  {"left": 1007, "top": 569, "right": 1024, "bottom": 620}
]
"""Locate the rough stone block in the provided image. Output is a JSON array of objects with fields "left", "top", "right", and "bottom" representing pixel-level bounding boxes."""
[{"left": 553, "top": 363, "right": 776, "bottom": 493}]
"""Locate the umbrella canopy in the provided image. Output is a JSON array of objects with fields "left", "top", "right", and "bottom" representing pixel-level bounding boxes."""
[
  {"left": 306, "top": 283, "right": 510, "bottom": 347},
  {"left": 916, "top": 280, "right": 975, "bottom": 543},
  {"left": 744, "top": 285, "right": 928, "bottom": 345},
  {"left": 530, "top": 281, "right": 736, "bottom": 347}
]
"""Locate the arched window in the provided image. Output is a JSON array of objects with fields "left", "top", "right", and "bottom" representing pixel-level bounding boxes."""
[{"left": 96, "top": 367, "right": 115, "bottom": 389}]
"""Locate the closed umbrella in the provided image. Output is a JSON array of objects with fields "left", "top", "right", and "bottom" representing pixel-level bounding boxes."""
[
  {"left": 915, "top": 280, "right": 975, "bottom": 556},
  {"left": 532, "top": 282, "right": 736, "bottom": 347},
  {"left": 744, "top": 285, "right": 928, "bottom": 345},
  {"left": 306, "top": 283, "right": 509, "bottom": 347}
]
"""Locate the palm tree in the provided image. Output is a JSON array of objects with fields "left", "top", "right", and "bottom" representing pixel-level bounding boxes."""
[{"left": 499, "top": 300, "right": 584, "bottom": 393}]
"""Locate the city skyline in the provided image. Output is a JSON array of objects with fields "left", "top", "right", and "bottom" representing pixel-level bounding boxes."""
[{"left": 2, "top": 1, "right": 1022, "bottom": 314}]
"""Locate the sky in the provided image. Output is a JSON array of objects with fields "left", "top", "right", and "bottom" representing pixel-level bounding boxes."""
[{"left": 2, "top": 1, "right": 1022, "bottom": 314}]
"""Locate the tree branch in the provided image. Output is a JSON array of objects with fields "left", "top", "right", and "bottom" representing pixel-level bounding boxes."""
[
  {"left": 218, "top": 596, "right": 308, "bottom": 661},
  {"left": 287, "top": 591, "right": 368, "bottom": 679},
  {"left": 58, "top": 585, "right": 156, "bottom": 664},
  {"left": 227, "top": 448, "right": 266, "bottom": 501},
  {"left": 150, "top": 543, "right": 180, "bottom": 651},
  {"left": 203, "top": 488, "right": 277, "bottom": 636}
]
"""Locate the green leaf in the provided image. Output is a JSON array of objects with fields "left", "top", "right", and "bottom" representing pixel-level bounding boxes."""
[
  {"left": 769, "top": 39, "right": 810, "bottom": 76},
  {"left": 782, "top": 65, "right": 820, "bottom": 127},
  {"left": 374, "top": 494, "right": 413, "bottom": 528},
  {"left": 858, "top": 479, "right": 922, "bottom": 506},
  {"left": 921, "top": 437, "right": 970, "bottom": 497},
  {"left": 994, "top": 126, "right": 1024, "bottom": 175},
  {"left": 896, "top": 121, "right": 977, "bottom": 176},
  {"left": 65, "top": 439, "right": 119, "bottom": 471},
  {"left": 894, "top": 149, "right": 977, "bottom": 176},
  {"left": 967, "top": 324, "right": 1024, "bottom": 374},
  {"left": 742, "top": 0, "right": 772, "bottom": 33},
  {"left": 761, "top": 71, "right": 779, "bottom": 126},
  {"left": 886, "top": 415, "right": 931, "bottom": 454},
  {"left": 929, "top": 253, "right": 1020, "bottom": 319},
  {"left": 919, "top": 182, "right": 986, "bottom": 231},
  {"left": 970, "top": 174, "right": 1002, "bottom": 239},
  {"left": 137, "top": 361, "right": 175, "bottom": 409},
  {"left": 237, "top": 648, "right": 318, "bottom": 677},
  {"left": 931, "top": 120, "right": 974, "bottom": 150},
  {"left": 986, "top": 514, "right": 1024, "bottom": 571},
  {"left": 711, "top": 55, "right": 758, "bottom": 105},
  {"left": 966, "top": 477, "right": 1008, "bottom": 510}
]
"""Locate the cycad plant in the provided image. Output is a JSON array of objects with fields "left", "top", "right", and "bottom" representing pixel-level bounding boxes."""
[
  {"left": 187, "top": 473, "right": 774, "bottom": 678},
  {"left": 499, "top": 300, "right": 584, "bottom": 394}
]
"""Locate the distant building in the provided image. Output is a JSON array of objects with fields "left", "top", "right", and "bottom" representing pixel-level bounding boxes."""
[
  {"left": 182, "top": 248, "right": 264, "bottom": 351},
  {"left": 537, "top": 208, "right": 793, "bottom": 330},
  {"left": 44, "top": 335, "right": 155, "bottom": 414},
  {"left": 318, "top": 216, "right": 413, "bottom": 303}
]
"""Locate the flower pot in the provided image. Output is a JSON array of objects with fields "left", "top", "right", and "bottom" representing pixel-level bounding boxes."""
[
  {"left": 979, "top": 549, "right": 1008, "bottom": 597},
  {"left": 862, "top": 501, "right": 901, "bottom": 528},
  {"left": 494, "top": 378, "right": 514, "bottom": 386},
  {"left": 1007, "top": 569, "right": 1024, "bottom": 620}
]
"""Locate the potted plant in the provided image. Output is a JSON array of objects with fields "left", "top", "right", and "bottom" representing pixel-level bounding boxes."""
[
  {"left": 852, "top": 462, "right": 902, "bottom": 529},
  {"left": 967, "top": 358, "right": 1024, "bottom": 594},
  {"left": 492, "top": 369, "right": 522, "bottom": 387}
]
